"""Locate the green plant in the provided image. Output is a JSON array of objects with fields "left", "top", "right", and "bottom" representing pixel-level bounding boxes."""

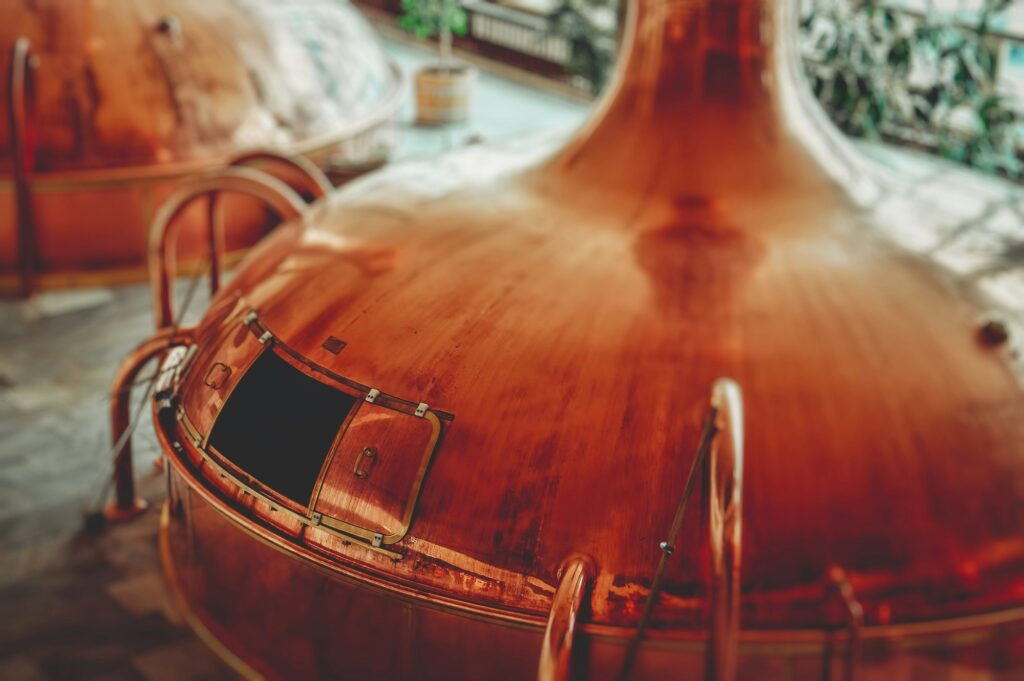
[
  {"left": 801, "top": 0, "right": 1023, "bottom": 179},
  {"left": 547, "top": 0, "right": 618, "bottom": 95},
  {"left": 400, "top": 0, "right": 469, "bottom": 65}
]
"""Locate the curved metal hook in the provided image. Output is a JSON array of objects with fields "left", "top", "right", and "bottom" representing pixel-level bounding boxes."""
[
  {"left": 616, "top": 378, "right": 744, "bottom": 681},
  {"left": 538, "top": 554, "right": 595, "bottom": 681},
  {"left": 707, "top": 378, "right": 744, "bottom": 681},
  {"left": 148, "top": 166, "right": 307, "bottom": 329}
]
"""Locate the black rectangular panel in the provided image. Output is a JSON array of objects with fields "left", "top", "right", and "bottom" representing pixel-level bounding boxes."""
[{"left": 208, "top": 350, "right": 357, "bottom": 506}]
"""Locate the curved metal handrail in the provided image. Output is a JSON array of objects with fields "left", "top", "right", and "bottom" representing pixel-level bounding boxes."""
[
  {"left": 707, "top": 379, "right": 744, "bottom": 681},
  {"left": 228, "top": 150, "right": 333, "bottom": 199},
  {"left": 148, "top": 166, "right": 307, "bottom": 328},
  {"left": 204, "top": 152, "right": 332, "bottom": 293},
  {"left": 105, "top": 325, "right": 196, "bottom": 519},
  {"left": 8, "top": 36, "right": 38, "bottom": 297},
  {"left": 538, "top": 554, "right": 595, "bottom": 681},
  {"left": 617, "top": 377, "right": 745, "bottom": 681}
]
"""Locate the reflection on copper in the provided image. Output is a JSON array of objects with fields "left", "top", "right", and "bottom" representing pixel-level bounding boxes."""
[
  {"left": 123, "top": 0, "right": 1024, "bottom": 676},
  {"left": 1, "top": 0, "right": 401, "bottom": 295}
]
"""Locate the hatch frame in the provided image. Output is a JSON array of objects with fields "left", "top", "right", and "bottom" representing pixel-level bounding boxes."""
[{"left": 174, "top": 308, "right": 451, "bottom": 559}]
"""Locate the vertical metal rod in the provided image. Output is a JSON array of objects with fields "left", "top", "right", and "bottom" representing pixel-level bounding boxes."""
[
  {"left": 538, "top": 554, "right": 595, "bottom": 681},
  {"left": 616, "top": 406, "right": 720, "bottom": 681},
  {"left": 827, "top": 566, "right": 863, "bottom": 681},
  {"left": 206, "top": 193, "right": 222, "bottom": 295},
  {"left": 8, "top": 37, "right": 38, "bottom": 298}
]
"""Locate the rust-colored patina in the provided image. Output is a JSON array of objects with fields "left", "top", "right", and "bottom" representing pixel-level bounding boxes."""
[
  {"left": 119, "top": 0, "right": 1024, "bottom": 676},
  {"left": 0, "top": 0, "right": 401, "bottom": 295}
]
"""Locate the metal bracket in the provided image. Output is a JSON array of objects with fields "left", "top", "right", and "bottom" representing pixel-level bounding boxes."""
[
  {"left": 372, "top": 533, "right": 384, "bottom": 548},
  {"left": 415, "top": 402, "right": 429, "bottom": 418},
  {"left": 244, "top": 310, "right": 259, "bottom": 325},
  {"left": 365, "top": 388, "right": 380, "bottom": 403},
  {"left": 310, "top": 512, "right": 323, "bottom": 527},
  {"left": 257, "top": 330, "right": 273, "bottom": 345}
]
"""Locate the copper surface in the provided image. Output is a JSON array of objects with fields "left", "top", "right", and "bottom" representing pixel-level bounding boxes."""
[
  {"left": 136, "top": 0, "right": 1024, "bottom": 675},
  {"left": 0, "top": 0, "right": 401, "bottom": 292}
]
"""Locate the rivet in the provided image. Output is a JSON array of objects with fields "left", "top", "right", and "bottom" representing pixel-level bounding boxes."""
[
  {"left": 978, "top": 315, "right": 1011, "bottom": 346},
  {"left": 156, "top": 15, "right": 183, "bottom": 43}
]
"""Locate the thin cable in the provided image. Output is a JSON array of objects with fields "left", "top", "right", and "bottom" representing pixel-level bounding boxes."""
[
  {"left": 616, "top": 406, "right": 720, "bottom": 681},
  {"left": 88, "top": 263, "right": 208, "bottom": 512}
]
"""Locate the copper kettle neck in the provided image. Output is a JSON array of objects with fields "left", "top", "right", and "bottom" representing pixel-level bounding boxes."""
[{"left": 547, "top": 0, "right": 868, "bottom": 203}]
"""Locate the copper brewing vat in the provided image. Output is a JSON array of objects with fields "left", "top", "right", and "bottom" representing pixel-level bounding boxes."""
[
  {"left": 111, "top": 0, "right": 1024, "bottom": 676},
  {"left": 0, "top": 0, "right": 401, "bottom": 296}
]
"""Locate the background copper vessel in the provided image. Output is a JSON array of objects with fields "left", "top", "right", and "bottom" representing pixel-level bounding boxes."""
[
  {"left": 0, "top": 0, "right": 401, "bottom": 296},
  {"left": 115, "top": 0, "right": 1024, "bottom": 676}
]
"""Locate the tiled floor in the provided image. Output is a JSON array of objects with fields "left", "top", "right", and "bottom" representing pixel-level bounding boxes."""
[{"left": 2, "top": 31, "right": 1024, "bottom": 681}]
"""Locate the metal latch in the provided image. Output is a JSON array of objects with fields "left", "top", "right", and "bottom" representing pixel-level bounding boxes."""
[
  {"left": 372, "top": 533, "right": 384, "bottom": 548},
  {"left": 310, "top": 512, "right": 323, "bottom": 527},
  {"left": 414, "top": 402, "right": 429, "bottom": 418},
  {"left": 353, "top": 447, "right": 377, "bottom": 480},
  {"left": 365, "top": 388, "right": 380, "bottom": 403}
]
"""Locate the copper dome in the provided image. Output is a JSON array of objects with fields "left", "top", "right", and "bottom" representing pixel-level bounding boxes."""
[
  {"left": 1, "top": 0, "right": 400, "bottom": 294},
  {"left": 112, "top": 0, "right": 1024, "bottom": 677}
]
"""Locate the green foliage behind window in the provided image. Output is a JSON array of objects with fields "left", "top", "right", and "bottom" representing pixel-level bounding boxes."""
[
  {"left": 802, "top": 0, "right": 1023, "bottom": 179},
  {"left": 546, "top": 0, "right": 618, "bottom": 95}
]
